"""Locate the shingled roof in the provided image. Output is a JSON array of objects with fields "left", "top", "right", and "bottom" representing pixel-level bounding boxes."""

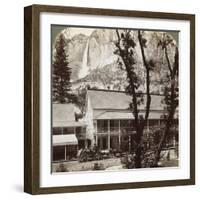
[
  {"left": 87, "top": 89, "right": 165, "bottom": 111},
  {"left": 53, "top": 103, "right": 84, "bottom": 127},
  {"left": 87, "top": 89, "right": 166, "bottom": 120}
]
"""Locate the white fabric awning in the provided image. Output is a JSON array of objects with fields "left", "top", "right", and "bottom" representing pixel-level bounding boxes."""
[{"left": 53, "top": 134, "right": 78, "bottom": 146}]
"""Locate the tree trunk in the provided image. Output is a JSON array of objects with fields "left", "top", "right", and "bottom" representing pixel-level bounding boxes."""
[
  {"left": 115, "top": 30, "right": 151, "bottom": 168},
  {"left": 154, "top": 65, "right": 177, "bottom": 164},
  {"left": 153, "top": 44, "right": 178, "bottom": 165}
]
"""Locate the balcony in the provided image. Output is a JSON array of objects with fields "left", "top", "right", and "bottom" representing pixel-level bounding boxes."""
[{"left": 97, "top": 126, "right": 135, "bottom": 135}]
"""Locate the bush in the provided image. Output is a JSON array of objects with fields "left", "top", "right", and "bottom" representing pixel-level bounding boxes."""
[
  {"left": 93, "top": 162, "right": 105, "bottom": 170},
  {"left": 121, "top": 151, "right": 158, "bottom": 169},
  {"left": 120, "top": 154, "right": 135, "bottom": 169},
  {"left": 56, "top": 163, "right": 69, "bottom": 172}
]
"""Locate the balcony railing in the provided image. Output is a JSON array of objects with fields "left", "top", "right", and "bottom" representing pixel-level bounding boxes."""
[{"left": 97, "top": 126, "right": 135, "bottom": 134}]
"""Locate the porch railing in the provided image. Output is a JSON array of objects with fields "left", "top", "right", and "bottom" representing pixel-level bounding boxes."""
[{"left": 97, "top": 126, "right": 135, "bottom": 134}]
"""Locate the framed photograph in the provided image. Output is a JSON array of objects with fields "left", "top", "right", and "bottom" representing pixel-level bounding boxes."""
[{"left": 24, "top": 4, "right": 195, "bottom": 194}]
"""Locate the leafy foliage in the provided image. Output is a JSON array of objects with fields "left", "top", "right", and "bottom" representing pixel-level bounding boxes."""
[
  {"left": 153, "top": 33, "right": 179, "bottom": 163},
  {"left": 114, "top": 30, "right": 179, "bottom": 168},
  {"left": 114, "top": 30, "right": 144, "bottom": 109},
  {"left": 114, "top": 30, "right": 153, "bottom": 168}
]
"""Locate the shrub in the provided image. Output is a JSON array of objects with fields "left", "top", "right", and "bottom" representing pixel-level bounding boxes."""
[{"left": 56, "top": 163, "right": 69, "bottom": 172}]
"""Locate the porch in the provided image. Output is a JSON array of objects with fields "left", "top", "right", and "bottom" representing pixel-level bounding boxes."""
[{"left": 93, "top": 119, "right": 177, "bottom": 151}]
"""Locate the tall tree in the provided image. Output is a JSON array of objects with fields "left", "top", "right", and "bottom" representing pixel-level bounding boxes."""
[
  {"left": 154, "top": 34, "right": 179, "bottom": 163},
  {"left": 53, "top": 33, "right": 72, "bottom": 103},
  {"left": 114, "top": 30, "right": 152, "bottom": 168}
]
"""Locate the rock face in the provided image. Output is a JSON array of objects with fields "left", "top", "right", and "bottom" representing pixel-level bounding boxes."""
[
  {"left": 65, "top": 34, "right": 89, "bottom": 81},
  {"left": 87, "top": 29, "right": 118, "bottom": 70},
  {"left": 62, "top": 29, "right": 119, "bottom": 81},
  {"left": 54, "top": 28, "right": 177, "bottom": 93}
]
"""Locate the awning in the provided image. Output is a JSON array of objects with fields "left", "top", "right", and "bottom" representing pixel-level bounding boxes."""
[{"left": 53, "top": 134, "right": 78, "bottom": 146}]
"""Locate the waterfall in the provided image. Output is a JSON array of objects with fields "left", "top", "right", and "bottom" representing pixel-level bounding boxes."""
[{"left": 78, "top": 39, "right": 90, "bottom": 79}]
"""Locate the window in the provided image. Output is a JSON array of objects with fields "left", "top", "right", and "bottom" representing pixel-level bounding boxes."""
[
  {"left": 97, "top": 136, "right": 108, "bottom": 150},
  {"left": 53, "top": 145, "right": 78, "bottom": 161},
  {"left": 82, "top": 127, "right": 86, "bottom": 133},
  {"left": 53, "top": 146, "right": 65, "bottom": 161},
  {"left": 120, "top": 120, "right": 134, "bottom": 127},
  {"left": 53, "top": 127, "right": 62, "bottom": 135},
  {"left": 120, "top": 120, "right": 135, "bottom": 132},
  {"left": 110, "top": 135, "right": 119, "bottom": 150},
  {"left": 110, "top": 120, "right": 119, "bottom": 132},
  {"left": 102, "top": 137, "right": 107, "bottom": 149},
  {"left": 75, "top": 127, "right": 86, "bottom": 134},
  {"left": 65, "top": 145, "right": 77, "bottom": 159},
  {"left": 97, "top": 120, "right": 108, "bottom": 133},
  {"left": 149, "top": 119, "right": 159, "bottom": 127},
  {"left": 76, "top": 127, "right": 81, "bottom": 134},
  {"left": 53, "top": 127, "right": 76, "bottom": 135},
  {"left": 63, "top": 127, "right": 74, "bottom": 134}
]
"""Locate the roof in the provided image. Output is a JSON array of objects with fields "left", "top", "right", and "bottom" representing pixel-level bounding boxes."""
[
  {"left": 53, "top": 134, "right": 78, "bottom": 146},
  {"left": 95, "top": 111, "right": 133, "bottom": 119},
  {"left": 53, "top": 121, "right": 86, "bottom": 127},
  {"left": 95, "top": 111, "right": 163, "bottom": 120},
  {"left": 87, "top": 89, "right": 165, "bottom": 111},
  {"left": 53, "top": 103, "right": 84, "bottom": 127}
]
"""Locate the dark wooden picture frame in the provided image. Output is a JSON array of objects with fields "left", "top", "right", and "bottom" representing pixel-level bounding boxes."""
[{"left": 24, "top": 4, "right": 195, "bottom": 195}]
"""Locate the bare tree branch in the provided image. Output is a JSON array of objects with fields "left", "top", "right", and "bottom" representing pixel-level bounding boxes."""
[
  {"left": 138, "top": 30, "right": 151, "bottom": 122},
  {"left": 116, "top": 29, "right": 121, "bottom": 44},
  {"left": 164, "top": 46, "right": 173, "bottom": 76}
]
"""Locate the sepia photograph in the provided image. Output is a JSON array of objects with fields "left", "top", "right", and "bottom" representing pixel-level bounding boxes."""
[{"left": 51, "top": 26, "right": 179, "bottom": 173}]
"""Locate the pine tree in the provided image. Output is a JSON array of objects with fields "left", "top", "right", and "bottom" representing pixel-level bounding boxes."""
[{"left": 53, "top": 33, "right": 72, "bottom": 103}]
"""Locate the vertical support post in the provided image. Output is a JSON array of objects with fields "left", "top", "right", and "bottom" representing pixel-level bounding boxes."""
[
  {"left": 173, "top": 135, "right": 176, "bottom": 147},
  {"left": 128, "top": 135, "right": 131, "bottom": 153},
  {"left": 158, "top": 119, "right": 161, "bottom": 127},
  {"left": 95, "top": 120, "right": 98, "bottom": 146},
  {"left": 64, "top": 146, "right": 67, "bottom": 161},
  {"left": 108, "top": 120, "right": 110, "bottom": 150},
  {"left": 118, "top": 120, "right": 121, "bottom": 150}
]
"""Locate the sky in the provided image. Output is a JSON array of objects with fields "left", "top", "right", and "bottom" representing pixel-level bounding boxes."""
[{"left": 51, "top": 25, "right": 95, "bottom": 45}]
